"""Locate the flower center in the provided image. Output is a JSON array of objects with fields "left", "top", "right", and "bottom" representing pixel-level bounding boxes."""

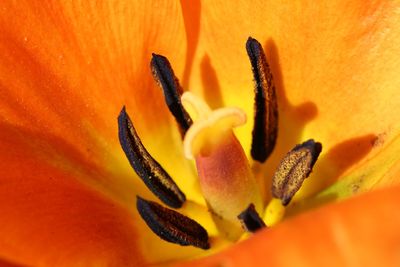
[{"left": 118, "top": 37, "right": 322, "bottom": 251}]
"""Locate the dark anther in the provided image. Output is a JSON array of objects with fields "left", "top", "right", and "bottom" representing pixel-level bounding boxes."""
[
  {"left": 151, "top": 53, "right": 193, "bottom": 134},
  {"left": 272, "top": 139, "right": 322, "bottom": 206},
  {"left": 136, "top": 196, "right": 210, "bottom": 250},
  {"left": 237, "top": 203, "right": 266, "bottom": 233},
  {"left": 246, "top": 37, "right": 278, "bottom": 163},
  {"left": 118, "top": 107, "right": 186, "bottom": 208}
]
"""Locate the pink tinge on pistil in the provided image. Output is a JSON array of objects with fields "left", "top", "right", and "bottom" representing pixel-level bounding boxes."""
[{"left": 182, "top": 92, "right": 263, "bottom": 240}]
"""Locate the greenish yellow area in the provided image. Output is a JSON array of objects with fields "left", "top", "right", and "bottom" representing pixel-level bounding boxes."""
[
  {"left": 319, "top": 134, "right": 400, "bottom": 199},
  {"left": 287, "top": 133, "right": 400, "bottom": 216}
]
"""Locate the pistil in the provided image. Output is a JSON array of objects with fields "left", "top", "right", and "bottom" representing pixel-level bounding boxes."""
[{"left": 182, "top": 92, "right": 263, "bottom": 240}]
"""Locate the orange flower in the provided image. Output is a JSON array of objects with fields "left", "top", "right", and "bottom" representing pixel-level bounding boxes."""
[{"left": 0, "top": 1, "right": 399, "bottom": 266}]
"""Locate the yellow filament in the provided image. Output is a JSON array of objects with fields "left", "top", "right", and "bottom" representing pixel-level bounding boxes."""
[{"left": 264, "top": 198, "right": 286, "bottom": 226}]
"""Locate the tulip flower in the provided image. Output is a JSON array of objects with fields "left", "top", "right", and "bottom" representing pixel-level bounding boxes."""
[{"left": 1, "top": 1, "right": 400, "bottom": 266}]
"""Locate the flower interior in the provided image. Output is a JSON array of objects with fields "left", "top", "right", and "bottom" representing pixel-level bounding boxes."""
[{"left": 118, "top": 37, "right": 322, "bottom": 254}]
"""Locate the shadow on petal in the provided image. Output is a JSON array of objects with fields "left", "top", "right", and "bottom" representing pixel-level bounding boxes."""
[
  {"left": 319, "top": 134, "right": 378, "bottom": 182},
  {"left": 288, "top": 133, "right": 377, "bottom": 214},
  {"left": 180, "top": 0, "right": 201, "bottom": 88},
  {"left": 0, "top": 258, "right": 27, "bottom": 267},
  {"left": 303, "top": 134, "right": 377, "bottom": 196},
  {"left": 251, "top": 39, "right": 318, "bottom": 201},
  {"left": 201, "top": 54, "right": 224, "bottom": 109}
]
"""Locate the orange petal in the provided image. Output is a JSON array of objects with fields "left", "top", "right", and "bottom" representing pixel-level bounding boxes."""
[
  {"left": 0, "top": 0, "right": 189, "bottom": 137},
  {"left": 0, "top": 258, "right": 26, "bottom": 267},
  {"left": 0, "top": 0, "right": 204, "bottom": 205},
  {"left": 178, "top": 184, "right": 400, "bottom": 267},
  {"left": 0, "top": 123, "right": 144, "bottom": 266}
]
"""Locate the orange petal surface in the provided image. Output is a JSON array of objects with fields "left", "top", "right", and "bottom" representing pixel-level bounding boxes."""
[
  {"left": 0, "top": 123, "right": 144, "bottom": 266},
  {"left": 178, "top": 184, "right": 400, "bottom": 267}
]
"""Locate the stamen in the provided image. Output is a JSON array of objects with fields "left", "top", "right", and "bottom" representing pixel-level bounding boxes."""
[
  {"left": 272, "top": 139, "right": 322, "bottom": 206},
  {"left": 136, "top": 196, "right": 210, "bottom": 250},
  {"left": 151, "top": 53, "right": 193, "bottom": 134},
  {"left": 118, "top": 107, "right": 186, "bottom": 208},
  {"left": 246, "top": 37, "right": 278, "bottom": 163},
  {"left": 237, "top": 203, "right": 266, "bottom": 233}
]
